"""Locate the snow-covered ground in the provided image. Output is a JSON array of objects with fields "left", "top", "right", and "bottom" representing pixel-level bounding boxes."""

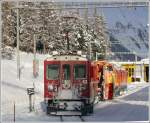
[
  {"left": 2, "top": 51, "right": 48, "bottom": 122},
  {"left": 1, "top": 51, "right": 149, "bottom": 122}
]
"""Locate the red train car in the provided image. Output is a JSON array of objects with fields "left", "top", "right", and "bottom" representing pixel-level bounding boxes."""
[
  {"left": 44, "top": 52, "right": 93, "bottom": 115},
  {"left": 113, "top": 66, "right": 127, "bottom": 96},
  {"left": 91, "top": 61, "right": 127, "bottom": 101},
  {"left": 90, "top": 61, "right": 114, "bottom": 101}
]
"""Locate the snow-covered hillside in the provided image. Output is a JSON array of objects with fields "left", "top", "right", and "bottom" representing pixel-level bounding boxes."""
[
  {"left": 79, "top": 6, "right": 148, "bottom": 61},
  {"left": 102, "top": 7, "right": 148, "bottom": 61}
]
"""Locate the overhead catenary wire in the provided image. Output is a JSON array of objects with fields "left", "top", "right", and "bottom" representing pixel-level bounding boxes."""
[{"left": 2, "top": 1, "right": 148, "bottom": 61}]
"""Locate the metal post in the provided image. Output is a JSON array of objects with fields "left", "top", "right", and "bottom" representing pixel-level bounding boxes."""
[
  {"left": 17, "top": 2, "right": 20, "bottom": 79},
  {"left": 27, "top": 88, "right": 34, "bottom": 112},
  {"left": 33, "top": 34, "right": 37, "bottom": 78},
  {"left": 76, "top": 8, "right": 79, "bottom": 15},
  {"left": 33, "top": 34, "right": 36, "bottom": 60},
  {"left": 96, "top": 52, "right": 97, "bottom": 61},
  {"left": 14, "top": 101, "right": 15, "bottom": 122},
  {"left": 32, "top": 83, "right": 35, "bottom": 110},
  {"left": 66, "top": 31, "right": 70, "bottom": 51},
  {"left": 134, "top": 52, "right": 137, "bottom": 82},
  {"left": 29, "top": 95, "right": 32, "bottom": 112},
  {"left": 85, "top": 7, "right": 91, "bottom": 60},
  {"left": 94, "top": 7, "right": 97, "bottom": 18}
]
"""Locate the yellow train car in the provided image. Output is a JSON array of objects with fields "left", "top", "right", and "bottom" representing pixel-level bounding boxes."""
[
  {"left": 141, "top": 59, "right": 149, "bottom": 82},
  {"left": 119, "top": 59, "right": 149, "bottom": 83},
  {"left": 121, "top": 63, "right": 136, "bottom": 83},
  {"left": 111, "top": 59, "right": 149, "bottom": 84},
  {"left": 144, "top": 64, "right": 149, "bottom": 82}
]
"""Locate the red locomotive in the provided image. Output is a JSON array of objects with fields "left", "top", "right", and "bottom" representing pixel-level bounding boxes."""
[
  {"left": 44, "top": 52, "right": 93, "bottom": 115},
  {"left": 44, "top": 52, "right": 128, "bottom": 115}
]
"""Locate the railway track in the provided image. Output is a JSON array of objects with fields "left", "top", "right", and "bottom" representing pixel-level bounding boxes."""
[
  {"left": 60, "top": 116, "right": 64, "bottom": 122},
  {"left": 79, "top": 116, "right": 85, "bottom": 122},
  {"left": 59, "top": 115, "right": 85, "bottom": 122}
]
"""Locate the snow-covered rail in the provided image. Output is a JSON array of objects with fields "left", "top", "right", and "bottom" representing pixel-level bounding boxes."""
[{"left": 59, "top": 116, "right": 85, "bottom": 122}]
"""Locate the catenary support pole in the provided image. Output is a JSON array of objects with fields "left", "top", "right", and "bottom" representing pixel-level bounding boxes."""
[
  {"left": 17, "top": 1, "right": 20, "bottom": 79},
  {"left": 34, "top": 34, "right": 36, "bottom": 60}
]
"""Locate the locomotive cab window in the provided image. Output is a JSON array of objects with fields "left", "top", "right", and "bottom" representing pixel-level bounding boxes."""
[
  {"left": 106, "top": 66, "right": 113, "bottom": 71},
  {"left": 74, "top": 64, "right": 86, "bottom": 79},
  {"left": 47, "top": 64, "right": 59, "bottom": 80},
  {"left": 129, "top": 68, "right": 131, "bottom": 77}
]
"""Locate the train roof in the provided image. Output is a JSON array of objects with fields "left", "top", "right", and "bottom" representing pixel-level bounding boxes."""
[
  {"left": 110, "top": 60, "right": 149, "bottom": 65},
  {"left": 141, "top": 58, "right": 149, "bottom": 64},
  {"left": 45, "top": 54, "right": 88, "bottom": 61}
]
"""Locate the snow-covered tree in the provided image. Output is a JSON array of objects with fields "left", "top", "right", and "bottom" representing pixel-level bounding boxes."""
[
  {"left": 2, "top": 1, "right": 108, "bottom": 60},
  {"left": 91, "top": 15, "right": 109, "bottom": 60},
  {"left": 2, "top": 2, "right": 16, "bottom": 47}
]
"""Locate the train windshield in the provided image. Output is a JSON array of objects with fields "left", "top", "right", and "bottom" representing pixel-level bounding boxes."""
[
  {"left": 47, "top": 64, "right": 59, "bottom": 80},
  {"left": 74, "top": 64, "right": 86, "bottom": 79},
  {"left": 105, "top": 66, "right": 113, "bottom": 71}
]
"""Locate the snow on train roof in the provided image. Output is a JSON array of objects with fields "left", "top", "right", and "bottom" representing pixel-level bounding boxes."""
[
  {"left": 45, "top": 55, "right": 88, "bottom": 61},
  {"left": 110, "top": 59, "right": 149, "bottom": 65},
  {"left": 141, "top": 58, "right": 149, "bottom": 64}
]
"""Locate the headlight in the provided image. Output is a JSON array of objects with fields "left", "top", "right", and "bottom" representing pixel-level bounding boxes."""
[
  {"left": 82, "top": 80, "right": 87, "bottom": 84},
  {"left": 48, "top": 84, "right": 53, "bottom": 91},
  {"left": 80, "top": 84, "right": 87, "bottom": 91}
]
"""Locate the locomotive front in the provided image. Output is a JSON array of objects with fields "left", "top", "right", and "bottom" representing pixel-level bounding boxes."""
[{"left": 44, "top": 52, "right": 93, "bottom": 115}]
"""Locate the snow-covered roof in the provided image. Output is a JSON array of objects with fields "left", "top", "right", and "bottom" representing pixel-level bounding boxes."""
[
  {"left": 141, "top": 58, "right": 149, "bottom": 64},
  {"left": 110, "top": 60, "right": 149, "bottom": 65}
]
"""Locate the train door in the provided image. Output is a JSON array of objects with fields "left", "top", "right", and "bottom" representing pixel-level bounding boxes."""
[
  {"left": 44, "top": 61, "right": 60, "bottom": 99},
  {"left": 122, "top": 64, "right": 135, "bottom": 83},
  {"left": 144, "top": 65, "right": 149, "bottom": 82},
  {"left": 103, "top": 65, "right": 114, "bottom": 100},
  {"left": 128, "top": 65, "right": 135, "bottom": 83},
  {"left": 59, "top": 63, "right": 73, "bottom": 99}
]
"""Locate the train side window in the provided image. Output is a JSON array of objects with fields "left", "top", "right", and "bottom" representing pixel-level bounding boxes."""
[
  {"left": 104, "top": 66, "right": 113, "bottom": 71},
  {"left": 47, "top": 64, "right": 59, "bottom": 80},
  {"left": 107, "top": 66, "right": 113, "bottom": 71},
  {"left": 74, "top": 64, "right": 86, "bottom": 79},
  {"left": 129, "top": 68, "right": 131, "bottom": 77},
  {"left": 132, "top": 68, "right": 134, "bottom": 76}
]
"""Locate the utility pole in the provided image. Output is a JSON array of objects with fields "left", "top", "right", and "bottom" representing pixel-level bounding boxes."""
[
  {"left": 84, "top": 2, "right": 91, "bottom": 60},
  {"left": 64, "top": 19, "right": 70, "bottom": 51},
  {"left": 95, "top": 52, "right": 98, "bottom": 61},
  {"left": 33, "top": 33, "right": 39, "bottom": 78},
  {"left": 94, "top": 7, "right": 97, "bottom": 61},
  {"left": 66, "top": 30, "right": 70, "bottom": 51},
  {"left": 17, "top": 2, "right": 20, "bottom": 79},
  {"left": 33, "top": 34, "right": 36, "bottom": 60},
  {"left": 133, "top": 51, "right": 137, "bottom": 82},
  {"left": 76, "top": 8, "right": 79, "bottom": 15}
]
